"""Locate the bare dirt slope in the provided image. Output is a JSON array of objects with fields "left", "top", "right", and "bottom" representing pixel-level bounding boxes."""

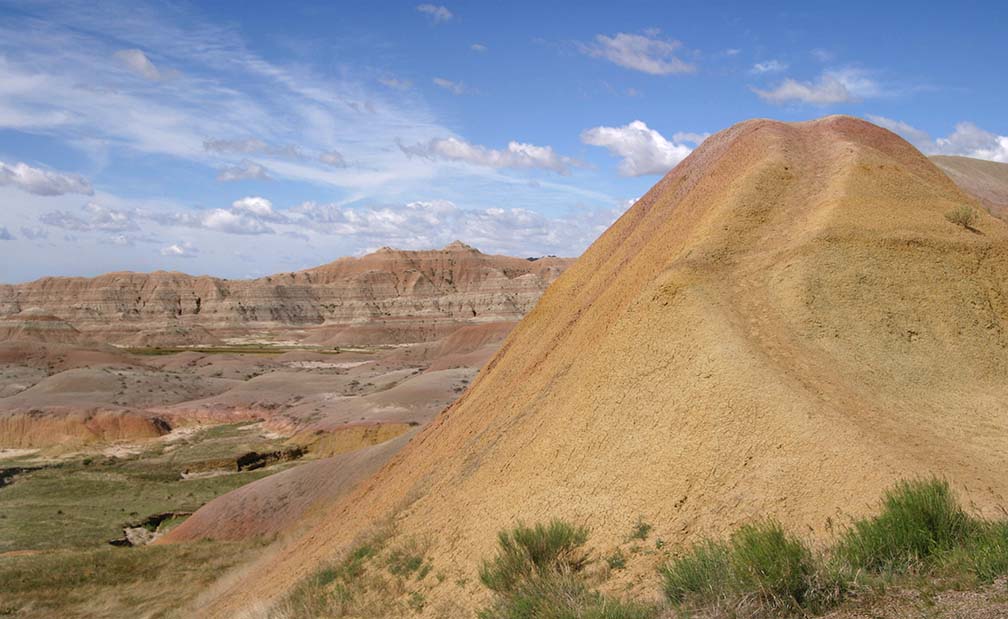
[
  {"left": 932, "top": 155, "right": 1008, "bottom": 221},
  {"left": 204, "top": 116, "right": 1008, "bottom": 616}
]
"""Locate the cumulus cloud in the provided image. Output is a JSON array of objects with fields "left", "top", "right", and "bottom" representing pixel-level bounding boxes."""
[
  {"left": 432, "top": 77, "right": 467, "bottom": 95},
  {"left": 868, "top": 116, "right": 1008, "bottom": 162},
  {"left": 581, "top": 120, "right": 696, "bottom": 176},
  {"left": 319, "top": 151, "right": 347, "bottom": 167},
  {"left": 161, "top": 241, "right": 198, "bottom": 257},
  {"left": 752, "top": 68, "right": 881, "bottom": 105},
  {"left": 114, "top": 48, "right": 177, "bottom": 80},
  {"left": 290, "top": 198, "right": 622, "bottom": 257},
  {"left": 581, "top": 31, "right": 696, "bottom": 75},
  {"left": 0, "top": 226, "right": 14, "bottom": 240},
  {"left": 751, "top": 60, "right": 787, "bottom": 74},
  {"left": 40, "top": 202, "right": 137, "bottom": 233},
  {"left": 398, "top": 137, "right": 582, "bottom": 175},
  {"left": 416, "top": 4, "right": 453, "bottom": 23},
  {"left": 217, "top": 159, "right": 271, "bottom": 182},
  {"left": 0, "top": 160, "right": 93, "bottom": 196}
]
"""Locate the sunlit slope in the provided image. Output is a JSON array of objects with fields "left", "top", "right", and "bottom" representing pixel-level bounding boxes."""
[{"left": 210, "top": 116, "right": 1008, "bottom": 615}]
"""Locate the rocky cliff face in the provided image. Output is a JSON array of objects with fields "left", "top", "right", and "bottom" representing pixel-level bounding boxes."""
[{"left": 0, "top": 242, "right": 572, "bottom": 345}]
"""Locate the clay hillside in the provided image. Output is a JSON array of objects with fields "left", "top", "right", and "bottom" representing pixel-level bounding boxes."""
[
  {"left": 0, "top": 242, "right": 571, "bottom": 346},
  {"left": 201, "top": 115, "right": 1008, "bottom": 616},
  {"left": 931, "top": 155, "right": 1008, "bottom": 222}
]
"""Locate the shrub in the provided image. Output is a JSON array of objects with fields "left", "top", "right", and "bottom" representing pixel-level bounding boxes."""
[
  {"left": 629, "top": 517, "right": 652, "bottom": 541},
  {"left": 834, "top": 478, "right": 975, "bottom": 573},
  {"left": 945, "top": 205, "right": 978, "bottom": 229},
  {"left": 728, "top": 521, "right": 815, "bottom": 606},
  {"left": 660, "top": 539, "right": 732, "bottom": 603},
  {"left": 479, "top": 520, "right": 590, "bottom": 594}
]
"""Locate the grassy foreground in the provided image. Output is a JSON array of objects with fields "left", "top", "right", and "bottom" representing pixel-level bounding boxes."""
[{"left": 273, "top": 478, "right": 1008, "bottom": 618}]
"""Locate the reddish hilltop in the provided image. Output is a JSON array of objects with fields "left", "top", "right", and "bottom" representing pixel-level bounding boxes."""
[{"left": 201, "top": 115, "right": 1008, "bottom": 616}]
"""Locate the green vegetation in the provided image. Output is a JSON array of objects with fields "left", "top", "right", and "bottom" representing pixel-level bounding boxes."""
[
  {"left": 0, "top": 540, "right": 266, "bottom": 619},
  {"left": 479, "top": 520, "right": 590, "bottom": 594},
  {"left": 271, "top": 529, "right": 437, "bottom": 618},
  {"left": 478, "top": 520, "right": 655, "bottom": 619},
  {"left": 628, "top": 517, "right": 652, "bottom": 542},
  {"left": 945, "top": 205, "right": 978, "bottom": 229},
  {"left": 660, "top": 478, "right": 1008, "bottom": 616},
  {"left": 0, "top": 423, "right": 296, "bottom": 551}
]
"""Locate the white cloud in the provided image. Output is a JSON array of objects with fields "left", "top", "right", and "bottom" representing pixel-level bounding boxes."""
[
  {"left": 161, "top": 241, "right": 198, "bottom": 257},
  {"left": 319, "top": 151, "right": 347, "bottom": 167},
  {"left": 433, "top": 77, "right": 467, "bottom": 95},
  {"left": 869, "top": 116, "right": 1008, "bottom": 163},
  {"left": 0, "top": 160, "right": 93, "bottom": 196},
  {"left": 40, "top": 202, "right": 138, "bottom": 233},
  {"left": 751, "top": 60, "right": 787, "bottom": 74},
  {"left": 752, "top": 68, "right": 881, "bottom": 105},
  {"left": 217, "top": 159, "right": 271, "bottom": 182},
  {"left": 0, "top": 226, "right": 14, "bottom": 240},
  {"left": 416, "top": 4, "right": 453, "bottom": 23},
  {"left": 114, "top": 48, "right": 176, "bottom": 80},
  {"left": 581, "top": 120, "right": 694, "bottom": 176},
  {"left": 399, "top": 137, "right": 582, "bottom": 175},
  {"left": 231, "top": 196, "right": 283, "bottom": 220},
  {"left": 471, "top": 43, "right": 487, "bottom": 53},
  {"left": 581, "top": 31, "right": 696, "bottom": 75},
  {"left": 201, "top": 209, "right": 273, "bottom": 235}
]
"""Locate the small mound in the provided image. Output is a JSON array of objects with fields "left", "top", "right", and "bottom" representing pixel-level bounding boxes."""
[
  {"left": 0, "top": 310, "right": 85, "bottom": 344},
  {"left": 160, "top": 431, "right": 413, "bottom": 542}
]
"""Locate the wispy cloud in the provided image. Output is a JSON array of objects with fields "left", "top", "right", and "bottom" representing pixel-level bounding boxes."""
[
  {"left": 432, "top": 77, "right": 468, "bottom": 95},
  {"left": 217, "top": 159, "right": 271, "bottom": 182},
  {"left": 114, "top": 48, "right": 177, "bottom": 80},
  {"left": 471, "top": 43, "right": 487, "bottom": 53},
  {"left": 398, "top": 137, "right": 583, "bottom": 175},
  {"left": 0, "top": 160, "right": 93, "bottom": 196},
  {"left": 750, "top": 60, "right": 787, "bottom": 74},
  {"left": 416, "top": 4, "right": 453, "bottom": 23},
  {"left": 40, "top": 203, "right": 138, "bottom": 233},
  {"left": 581, "top": 120, "right": 701, "bottom": 176},
  {"left": 0, "top": 226, "right": 14, "bottom": 241},
  {"left": 581, "top": 31, "right": 696, "bottom": 75}
]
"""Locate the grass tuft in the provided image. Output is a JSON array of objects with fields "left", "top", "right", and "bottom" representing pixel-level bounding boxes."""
[
  {"left": 479, "top": 520, "right": 590, "bottom": 594},
  {"left": 834, "top": 478, "right": 975, "bottom": 573}
]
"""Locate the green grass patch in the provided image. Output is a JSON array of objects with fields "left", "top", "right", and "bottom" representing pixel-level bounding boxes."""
[
  {"left": 834, "top": 478, "right": 976, "bottom": 573},
  {"left": 0, "top": 540, "right": 265, "bottom": 619}
]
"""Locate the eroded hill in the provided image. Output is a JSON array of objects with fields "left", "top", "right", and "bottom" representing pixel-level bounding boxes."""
[{"left": 202, "top": 116, "right": 1008, "bottom": 617}]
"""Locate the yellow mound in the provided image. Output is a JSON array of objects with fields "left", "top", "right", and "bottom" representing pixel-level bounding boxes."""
[{"left": 207, "top": 116, "right": 1008, "bottom": 615}]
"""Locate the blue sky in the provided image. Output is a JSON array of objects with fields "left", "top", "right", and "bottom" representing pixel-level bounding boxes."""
[{"left": 0, "top": 0, "right": 1005, "bottom": 282}]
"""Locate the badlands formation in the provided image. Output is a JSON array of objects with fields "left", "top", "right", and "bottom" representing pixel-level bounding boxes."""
[
  {"left": 201, "top": 116, "right": 1008, "bottom": 616},
  {"left": 0, "top": 242, "right": 570, "bottom": 346}
]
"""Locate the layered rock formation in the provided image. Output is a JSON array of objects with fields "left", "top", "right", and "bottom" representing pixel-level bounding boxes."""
[
  {"left": 0, "top": 242, "right": 571, "bottom": 345},
  {"left": 201, "top": 116, "right": 1008, "bottom": 616}
]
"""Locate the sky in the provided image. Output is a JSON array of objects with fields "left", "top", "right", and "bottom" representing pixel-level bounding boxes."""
[{"left": 0, "top": 0, "right": 1006, "bottom": 283}]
